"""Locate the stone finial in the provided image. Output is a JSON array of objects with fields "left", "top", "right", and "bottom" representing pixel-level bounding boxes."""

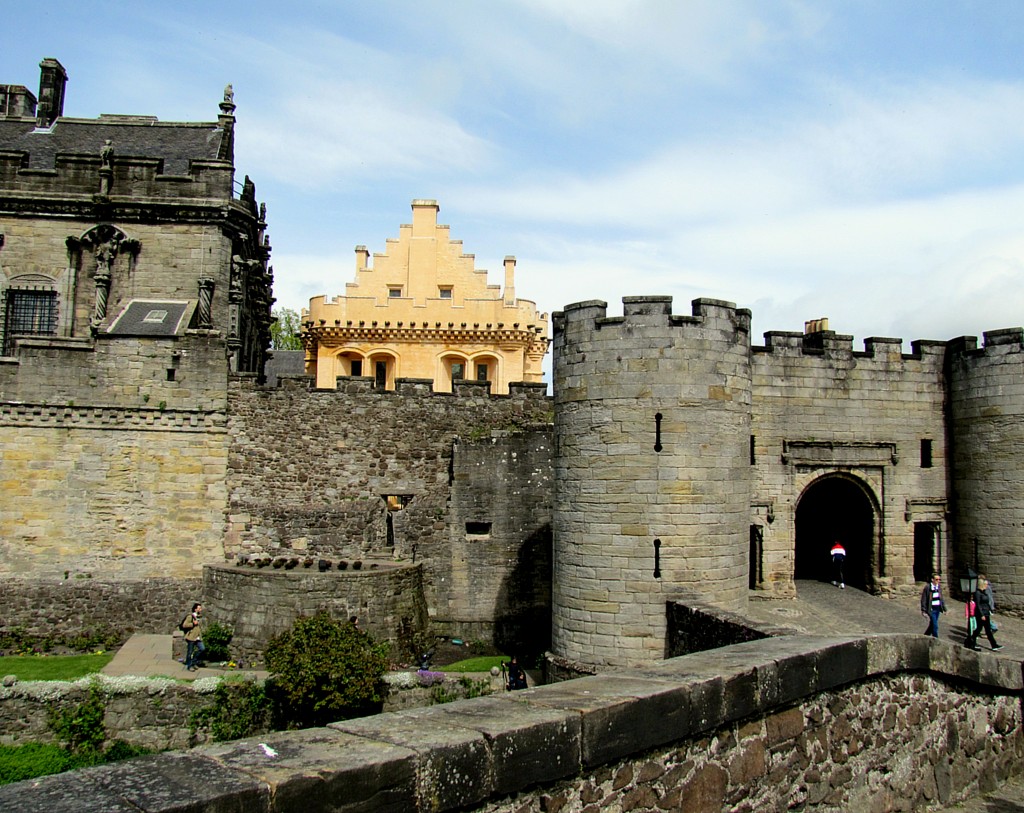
[{"left": 220, "top": 84, "right": 236, "bottom": 117}]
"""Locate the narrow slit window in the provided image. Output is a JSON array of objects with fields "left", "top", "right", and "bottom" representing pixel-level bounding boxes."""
[
  {"left": 654, "top": 413, "right": 663, "bottom": 452},
  {"left": 750, "top": 435, "right": 756, "bottom": 465}
]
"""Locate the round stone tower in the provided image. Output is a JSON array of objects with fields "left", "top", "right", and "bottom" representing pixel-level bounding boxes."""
[
  {"left": 947, "top": 328, "right": 1024, "bottom": 613},
  {"left": 551, "top": 296, "right": 753, "bottom": 669}
]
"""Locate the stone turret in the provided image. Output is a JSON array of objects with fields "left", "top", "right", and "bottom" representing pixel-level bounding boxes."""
[
  {"left": 552, "top": 296, "right": 753, "bottom": 669},
  {"left": 947, "top": 328, "right": 1024, "bottom": 612}
]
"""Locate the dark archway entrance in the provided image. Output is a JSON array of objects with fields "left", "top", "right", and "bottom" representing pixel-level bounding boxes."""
[{"left": 795, "top": 475, "right": 876, "bottom": 590}]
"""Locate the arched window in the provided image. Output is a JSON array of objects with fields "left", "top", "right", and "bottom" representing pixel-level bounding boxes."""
[
  {"left": 367, "top": 352, "right": 397, "bottom": 390},
  {"left": 440, "top": 353, "right": 469, "bottom": 392}
]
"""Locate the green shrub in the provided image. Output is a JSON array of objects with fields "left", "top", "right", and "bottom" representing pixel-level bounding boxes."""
[
  {"left": 264, "top": 611, "right": 388, "bottom": 728},
  {"left": 190, "top": 680, "right": 270, "bottom": 742},
  {"left": 430, "top": 684, "right": 458, "bottom": 705},
  {"left": 47, "top": 682, "right": 106, "bottom": 757},
  {"left": 0, "top": 739, "right": 151, "bottom": 786},
  {"left": 458, "top": 676, "right": 492, "bottom": 699},
  {"left": 202, "top": 622, "right": 233, "bottom": 663},
  {"left": 0, "top": 742, "right": 73, "bottom": 785}
]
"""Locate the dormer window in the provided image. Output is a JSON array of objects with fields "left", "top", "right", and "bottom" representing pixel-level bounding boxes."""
[{"left": 142, "top": 309, "right": 168, "bottom": 324}]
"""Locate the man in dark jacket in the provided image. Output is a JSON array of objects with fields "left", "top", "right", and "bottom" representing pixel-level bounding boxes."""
[{"left": 920, "top": 574, "right": 946, "bottom": 638}]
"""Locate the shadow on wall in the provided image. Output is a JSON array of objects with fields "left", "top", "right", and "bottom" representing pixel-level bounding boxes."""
[
  {"left": 666, "top": 600, "right": 778, "bottom": 658},
  {"left": 493, "top": 523, "right": 552, "bottom": 663}
]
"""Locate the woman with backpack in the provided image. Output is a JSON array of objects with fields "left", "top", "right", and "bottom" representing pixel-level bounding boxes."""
[{"left": 181, "top": 603, "right": 204, "bottom": 671}]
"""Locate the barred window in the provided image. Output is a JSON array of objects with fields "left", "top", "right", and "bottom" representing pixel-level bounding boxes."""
[{"left": 3, "top": 288, "right": 58, "bottom": 355}]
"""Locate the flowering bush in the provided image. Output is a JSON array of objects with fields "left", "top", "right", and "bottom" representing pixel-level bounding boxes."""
[{"left": 416, "top": 670, "right": 445, "bottom": 687}]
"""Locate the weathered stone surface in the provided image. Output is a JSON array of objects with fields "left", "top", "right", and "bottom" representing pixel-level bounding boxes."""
[
  {"left": 201, "top": 727, "right": 417, "bottom": 813},
  {"left": 332, "top": 709, "right": 492, "bottom": 811},
  {"left": 86, "top": 751, "right": 268, "bottom": 812},
  {"left": 0, "top": 770, "right": 142, "bottom": 813},
  {"left": 425, "top": 695, "right": 581, "bottom": 795},
  {"left": 513, "top": 674, "right": 692, "bottom": 767}
]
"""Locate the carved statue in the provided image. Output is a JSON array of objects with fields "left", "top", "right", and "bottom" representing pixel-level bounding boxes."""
[
  {"left": 223, "top": 84, "right": 234, "bottom": 105},
  {"left": 100, "top": 139, "right": 114, "bottom": 168}
]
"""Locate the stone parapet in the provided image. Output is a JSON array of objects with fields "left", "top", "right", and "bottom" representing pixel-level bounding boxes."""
[{"left": 1, "top": 634, "right": 1020, "bottom": 811}]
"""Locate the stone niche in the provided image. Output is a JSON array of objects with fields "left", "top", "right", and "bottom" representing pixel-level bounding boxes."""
[{"left": 201, "top": 562, "right": 429, "bottom": 666}]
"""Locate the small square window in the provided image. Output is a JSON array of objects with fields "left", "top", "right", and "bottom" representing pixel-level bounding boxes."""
[
  {"left": 921, "top": 439, "right": 933, "bottom": 468},
  {"left": 142, "top": 309, "right": 168, "bottom": 323},
  {"left": 388, "top": 288, "right": 402, "bottom": 298},
  {"left": 439, "top": 288, "right": 453, "bottom": 299}
]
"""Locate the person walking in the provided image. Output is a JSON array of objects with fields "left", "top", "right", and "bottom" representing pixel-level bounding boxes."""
[
  {"left": 830, "top": 541, "right": 846, "bottom": 588},
  {"left": 920, "top": 574, "right": 946, "bottom": 637},
  {"left": 968, "top": 577, "right": 1002, "bottom": 652},
  {"left": 182, "top": 602, "right": 204, "bottom": 671},
  {"left": 980, "top": 574, "right": 998, "bottom": 631}
]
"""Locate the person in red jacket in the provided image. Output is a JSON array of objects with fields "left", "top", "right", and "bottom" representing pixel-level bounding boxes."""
[{"left": 830, "top": 542, "right": 846, "bottom": 589}]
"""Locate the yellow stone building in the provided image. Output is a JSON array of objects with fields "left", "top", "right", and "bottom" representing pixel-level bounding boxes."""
[{"left": 302, "top": 200, "right": 549, "bottom": 393}]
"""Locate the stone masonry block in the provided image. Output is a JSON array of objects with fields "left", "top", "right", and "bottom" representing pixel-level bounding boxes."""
[
  {"left": 201, "top": 727, "right": 417, "bottom": 813},
  {"left": 514, "top": 674, "right": 692, "bottom": 767},
  {"left": 0, "top": 770, "right": 146, "bottom": 813},
  {"left": 86, "top": 751, "right": 268, "bottom": 812},
  {"left": 426, "top": 695, "right": 581, "bottom": 795},
  {"left": 332, "top": 709, "right": 492, "bottom": 812}
]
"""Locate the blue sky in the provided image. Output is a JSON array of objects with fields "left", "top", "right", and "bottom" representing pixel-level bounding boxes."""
[{"left": 7, "top": 1, "right": 1024, "bottom": 380}]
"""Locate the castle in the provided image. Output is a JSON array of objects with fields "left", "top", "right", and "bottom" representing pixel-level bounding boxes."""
[
  {"left": 302, "top": 199, "right": 549, "bottom": 394},
  {"left": 2, "top": 59, "right": 1023, "bottom": 673}
]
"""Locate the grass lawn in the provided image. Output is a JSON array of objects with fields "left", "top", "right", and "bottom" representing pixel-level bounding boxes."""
[
  {"left": 442, "top": 655, "right": 508, "bottom": 673},
  {"left": 0, "top": 652, "right": 114, "bottom": 681}
]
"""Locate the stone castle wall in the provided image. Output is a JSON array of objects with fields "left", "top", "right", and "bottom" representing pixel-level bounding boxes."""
[
  {"left": 202, "top": 564, "right": 429, "bottom": 666},
  {"left": 0, "top": 577, "right": 199, "bottom": 641},
  {"left": 751, "top": 331, "right": 949, "bottom": 595},
  {"left": 226, "top": 374, "right": 553, "bottom": 647},
  {"left": 0, "top": 213, "right": 237, "bottom": 352}
]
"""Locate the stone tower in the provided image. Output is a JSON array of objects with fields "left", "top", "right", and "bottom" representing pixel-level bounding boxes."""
[
  {"left": 552, "top": 296, "right": 752, "bottom": 668},
  {"left": 947, "top": 328, "right": 1024, "bottom": 612}
]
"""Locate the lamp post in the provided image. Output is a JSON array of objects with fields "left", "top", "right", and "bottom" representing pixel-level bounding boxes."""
[
  {"left": 960, "top": 568, "right": 978, "bottom": 646},
  {"left": 959, "top": 567, "right": 978, "bottom": 598}
]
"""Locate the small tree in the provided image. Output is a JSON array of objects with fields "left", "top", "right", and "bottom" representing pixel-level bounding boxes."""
[
  {"left": 270, "top": 307, "right": 303, "bottom": 351},
  {"left": 264, "top": 612, "right": 389, "bottom": 728}
]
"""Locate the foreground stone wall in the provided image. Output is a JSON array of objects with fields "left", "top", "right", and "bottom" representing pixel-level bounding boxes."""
[
  {"left": 0, "top": 672, "right": 501, "bottom": 754},
  {"left": 3, "top": 634, "right": 1019, "bottom": 812}
]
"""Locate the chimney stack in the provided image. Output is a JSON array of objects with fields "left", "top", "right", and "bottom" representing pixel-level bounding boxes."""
[{"left": 36, "top": 58, "right": 67, "bottom": 127}]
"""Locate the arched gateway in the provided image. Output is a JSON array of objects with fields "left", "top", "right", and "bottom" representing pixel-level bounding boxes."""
[{"left": 794, "top": 474, "right": 879, "bottom": 590}]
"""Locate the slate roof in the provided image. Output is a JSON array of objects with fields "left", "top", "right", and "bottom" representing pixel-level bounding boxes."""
[{"left": 0, "top": 116, "right": 228, "bottom": 175}]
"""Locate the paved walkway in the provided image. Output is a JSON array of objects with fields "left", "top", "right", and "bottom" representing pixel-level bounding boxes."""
[{"left": 101, "top": 633, "right": 268, "bottom": 681}]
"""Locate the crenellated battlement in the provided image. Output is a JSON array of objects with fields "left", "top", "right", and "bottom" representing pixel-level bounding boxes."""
[
  {"left": 947, "top": 327, "right": 1024, "bottom": 359},
  {"left": 234, "top": 372, "right": 551, "bottom": 403},
  {"left": 554, "top": 295, "right": 751, "bottom": 338},
  {"left": 754, "top": 330, "right": 948, "bottom": 364}
]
